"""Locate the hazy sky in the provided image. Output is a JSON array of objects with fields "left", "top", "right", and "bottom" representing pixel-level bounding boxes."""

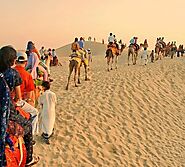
[{"left": 0, "top": 0, "right": 184, "bottom": 50}]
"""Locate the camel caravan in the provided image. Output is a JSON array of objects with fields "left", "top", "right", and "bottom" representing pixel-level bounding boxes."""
[
  {"left": 105, "top": 34, "right": 184, "bottom": 68},
  {"left": 154, "top": 37, "right": 182, "bottom": 59},
  {"left": 65, "top": 34, "right": 184, "bottom": 90}
]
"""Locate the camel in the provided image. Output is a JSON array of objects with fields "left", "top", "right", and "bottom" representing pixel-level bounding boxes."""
[
  {"left": 105, "top": 43, "right": 126, "bottom": 71},
  {"left": 127, "top": 44, "right": 142, "bottom": 66},
  {"left": 120, "top": 43, "right": 127, "bottom": 54},
  {"left": 66, "top": 52, "right": 89, "bottom": 90},
  {"left": 164, "top": 42, "right": 171, "bottom": 57},
  {"left": 155, "top": 38, "right": 166, "bottom": 60},
  {"left": 177, "top": 45, "right": 184, "bottom": 57}
]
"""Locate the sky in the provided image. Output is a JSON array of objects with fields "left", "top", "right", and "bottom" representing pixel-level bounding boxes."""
[{"left": 0, "top": 0, "right": 184, "bottom": 50}]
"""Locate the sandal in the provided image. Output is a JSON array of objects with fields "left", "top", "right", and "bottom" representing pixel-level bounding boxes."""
[{"left": 26, "top": 156, "right": 40, "bottom": 167}]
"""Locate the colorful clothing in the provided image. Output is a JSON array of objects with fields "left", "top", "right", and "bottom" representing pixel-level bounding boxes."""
[
  {"left": 78, "top": 40, "right": 84, "bottom": 49},
  {"left": 14, "top": 66, "right": 35, "bottom": 99},
  {"left": 0, "top": 73, "right": 11, "bottom": 166},
  {"left": 3, "top": 68, "right": 34, "bottom": 164},
  {"left": 26, "top": 52, "right": 40, "bottom": 80}
]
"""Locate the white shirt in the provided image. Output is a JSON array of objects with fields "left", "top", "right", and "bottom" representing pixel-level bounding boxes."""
[
  {"left": 142, "top": 50, "right": 148, "bottom": 59},
  {"left": 108, "top": 36, "right": 115, "bottom": 43}
]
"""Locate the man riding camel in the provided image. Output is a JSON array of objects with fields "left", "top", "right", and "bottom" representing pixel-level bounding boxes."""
[
  {"left": 129, "top": 37, "right": 139, "bottom": 51},
  {"left": 108, "top": 33, "right": 115, "bottom": 45}
]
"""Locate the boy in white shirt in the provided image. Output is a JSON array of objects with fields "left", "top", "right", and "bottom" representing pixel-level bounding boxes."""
[
  {"left": 141, "top": 48, "right": 148, "bottom": 65},
  {"left": 38, "top": 81, "right": 57, "bottom": 144}
]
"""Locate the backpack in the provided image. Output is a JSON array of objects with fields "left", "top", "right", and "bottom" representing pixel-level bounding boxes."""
[{"left": 6, "top": 121, "right": 27, "bottom": 167}]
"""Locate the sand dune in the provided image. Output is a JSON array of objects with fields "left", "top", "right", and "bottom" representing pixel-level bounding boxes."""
[
  {"left": 56, "top": 41, "right": 107, "bottom": 57},
  {"left": 34, "top": 42, "right": 185, "bottom": 167}
]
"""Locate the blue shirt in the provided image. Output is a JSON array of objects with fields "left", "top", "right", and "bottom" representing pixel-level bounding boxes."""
[
  {"left": 130, "top": 38, "right": 135, "bottom": 44},
  {"left": 78, "top": 40, "right": 84, "bottom": 49}
]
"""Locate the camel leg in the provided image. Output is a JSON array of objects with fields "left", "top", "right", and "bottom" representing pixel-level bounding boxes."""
[
  {"left": 66, "top": 62, "right": 73, "bottom": 90},
  {"left": 110, "top": 57, "right": 113, "bottom": 70},
  {"left": 155, "top": 53, "right": 158, "bottom": 61},
  {"left": 73, "top": 64, "right": 79, "bottom": 87},
  {"left": 128, "top": 52, "right": 130, "bottom": 66},
  {"left": 115, "top": 56, "right": 118, "bottom": 69},
  {"left": 84, "top": 64, "right": 89, "bottom": 81},
  {"left": 77, "top": 65, "right": 81, "bottom": 84},
  {"left": 132, "top": 54, "right": 135, "bottom": 65},
  {"left": 107, "top": 57, "right": 110, "bottom": 71},
  {"left": 134, "top": 53, "right": 138, "bottom": 65}
]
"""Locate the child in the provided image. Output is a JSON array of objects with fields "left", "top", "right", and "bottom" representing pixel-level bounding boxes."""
[
  {"left": 150, "top": 50, "right": 155, "bottom": 63},
  {"left": 38, "top": 81, "right": 57, "bottom": 144},
  {"left": 87, "top": 49, "right": 92, "bottom": 63},
  {"left": 141, "top": 48, "right": 148, "bottom": 65}
]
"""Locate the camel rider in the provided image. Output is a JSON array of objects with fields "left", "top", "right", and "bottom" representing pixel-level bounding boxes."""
[
  {"left": 130, "top": 37, "right": 135, "bottom": 45},
  {"left": 113, "top": 35, "right": 117, "bottom": 43},
  {"left": 78, "top": 37, "right": 86, "bottom": 61},
  {"left": 78, "top": 37, "right": 85, "bottom": 49},
  {"left": 71, "top": 37, "right": 80, "bottom": 53},
  {"left": 108, "top": 33, "right": 115, "bottom": 45},
  {"left": 71, "top": 37, "right": 81, "bottom": 58},
  {"left": 133, "top": 37, "right": 139, "bottom": 51}
]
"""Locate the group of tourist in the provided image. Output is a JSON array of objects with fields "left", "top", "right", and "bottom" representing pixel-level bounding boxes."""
[
  {"left": 107, "top": 33, "right": 184, "bottom": 66},
  {"left": 0, "top": 41, "right": 57, "bottom": 166}
]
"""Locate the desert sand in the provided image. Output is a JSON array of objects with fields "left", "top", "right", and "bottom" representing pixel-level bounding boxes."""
[{"left": 34, "top": 41, "right": 185, "bottom": 167}]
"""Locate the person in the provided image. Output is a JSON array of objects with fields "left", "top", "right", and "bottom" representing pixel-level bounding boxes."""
[
  {"left": 15, "top": 52, "right": 35, "bottom": 104},
  {"left": 44, "top": 52, "right": 53, "bottom": 76},
  {"left": 39, "top": 46, "right": 45, "bottom": 60},
  {"left": 150, "top": 50, "right": 155, "bottom": 63},
  {"left": 71, "top": 37, "right": 80, "bottom": 53},
  {"left": 78, "top": 37, "right": 85, "bottom": 49},
  {"left": 108, "top": 33, "right": 114, "bottom": 45},
  {"left": 52, "top": 49, "right": 59, "bottom": 66},
  {"left": 15, "top": 52, "right": 39, "bottom": 135},
  {"left": 88, "top": 36, "right": 92, "bottom": 41},
  {"left": 0, "top": 53, "right": 12, "bottom": 167},
  {"left": 0, "top": 46, "right": 39, "bottom": 166},
  {"left": 38, "top": 81, "right": 57, "bottom": 144},
  {"left": 118, "top": 40, "right": 123, "bottom": 55},
  {"left": 87, "top": 48, "right": 92, "bottom": 64},
  {"left": 102, "top": 39, "right": 104, "bottom": 44},
  {"left": 113, "top": 35, "right": 117, "bottom": 43},
  {"left": 141, "top": 47, "right": 148, "bottom": 65},
  {"left": 78, "top": 37, "right": 87, "bottom": 60},
  {"left": 170, "top": 41, "right": 177, "bottom": 59},
  {"left": 129, "top": 37, "right": 135, "bottom": 45},
  {"left": 26, "top": 43, "right": 48, "bottom": 81},
  {"left": 26, "top": 41, "right": 41, "bottom": 59},
  {"left": 143, "top": 39, "right": 148, "bottom": 49},
  {"left": 51, "top": 49, "right": 57, "bottom": 58}
]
